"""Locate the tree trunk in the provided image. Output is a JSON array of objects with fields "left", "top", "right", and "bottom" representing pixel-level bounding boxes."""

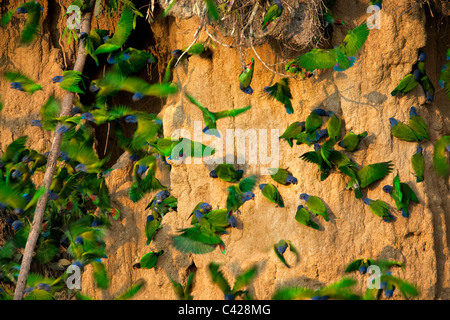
[{"left": 13, "top": 0, "right": 96, "bottom": 300}]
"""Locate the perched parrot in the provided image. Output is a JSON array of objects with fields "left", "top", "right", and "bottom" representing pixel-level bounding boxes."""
[
  {"left": 262, "top": 0, "right": 283, "bottom": 31},
  {"left": 299, "top": 193, "right": 329, "bottom": 221},
  {"left": 418, "top": 74, "right": 435, "bottom": 103},
  {"left": 411, "top": 146, "right": 425, "bottom": 183},
  {"left": 389, "top": 118, "right": 419, "bottom": 142},
  {"left": 239, "top": 58, "right": 254, "bottom": 94},
  {"left": 296, "top": 128, "right": 329, "bottom": 146},
  {"left": 264, "top": 78, "right": 294, "bottom": 114},
  {"left": 209, "top": 164, "right": 243, "bottom": 183},
  {"left": 326, "top": 111, "right": 342, "bottom": 143},
  {"left": 267, "top": 167, "right": 298, "bottom": 185},
  {"left": 338, "top": 131, "right": 368, "bottom": 152},
  {"left": 305, "top": 108, "right": 327, "bottom": 134},
  {"left": 383, "top": 173, "right": 419, "bottom": 218},
  {"left": 279, "top": 121, "right": 305, "bottom": 147},
  {"left": 408, "top": 107, "right": 429, "bottom": 141},
  {"left": 295, "top": 22, "right": 370, "bottom": 72},
  {"left": 363, "top": 198, "right": 394, "bottom": 222},
  {"left": 391, "top": 67, "right": 421, "bottom": 97},
  {"left": 295, "top": 205, "right": 319, "bottom": 230},
  {"left": 185, "top": 93, "right": 251, "bottom": 137},
  {"left": 259, "top": 183, "right": 284, "bottom": 207},
  {"left": 273, "top": 239, "right": 299, "bottom": 268},
  {"left": 136, "top": 250, "right": 164, "bottom": 269},
  {"left": 226, "top": 175, "right": 258, "bottom": 215}
]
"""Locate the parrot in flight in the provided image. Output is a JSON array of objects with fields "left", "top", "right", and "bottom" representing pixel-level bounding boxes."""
[
  {"left": 0, "top": 1, "right": 44, "bottom": 45},
  {"left": 264, "top": 78, "right": 294, "bottom": 114},
  {"left": 3, "top": 70, "right": 42, "bottom": 94},
  {"left": 294, "top": 21, "right": 370, "bottom": 72},
  {"left": 185, "top": 93, "right": 251, "bottom": 137},
  {"left": 432, "top": 135, "right": 450, "bottom": 177}
]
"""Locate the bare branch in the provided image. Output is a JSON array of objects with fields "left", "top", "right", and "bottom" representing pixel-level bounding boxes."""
[
  {"left": 174, "top": 10, "right": 206, "bottom": 67},
  {"left": 249, "top": 26, "right": 297, "bottom": 79},
  {"left": 205, "top": 26, "right": 234, "bottom": 48}
]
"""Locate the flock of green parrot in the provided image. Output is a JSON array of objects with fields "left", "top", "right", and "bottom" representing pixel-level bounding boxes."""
[{"left": 0, "top": 0, "right": 448, "bottom": 300}]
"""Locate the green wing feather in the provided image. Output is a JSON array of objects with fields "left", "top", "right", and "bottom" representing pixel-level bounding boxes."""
[
  {"left": 94, "top": 6, "right": 134, "bottom": 55},
  {"left": 40, "top": 96, "right": 61, "bottom": 131},
  {"left": 237, "top": 175, "right": 258, "bottom": 193},
  {"left": 357, "top": 161, "right": 393, "bottom": 188},
  {"left": 232, "top": 265, "right": 258, "bottom": 293},
  {"left": 209, "top": 262, "right": 232, "bottom": 294},
  {"left": 296, "top": 49, "right": 337, "bottom": 70},
  {"left": 213, "top": 105, "right": 252, "bottom": 120},
  {"left": 92, "top": 261, "right": 109, "bottom": 290},
  {"left": 338, "top": 22, "right": 370, "bottom": 56},
  {"left": 272, "top": 287, "right": 315, "bottom": 300},
  {"left": 115, "top": 279, "right": 145, "bottom": 300}
]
